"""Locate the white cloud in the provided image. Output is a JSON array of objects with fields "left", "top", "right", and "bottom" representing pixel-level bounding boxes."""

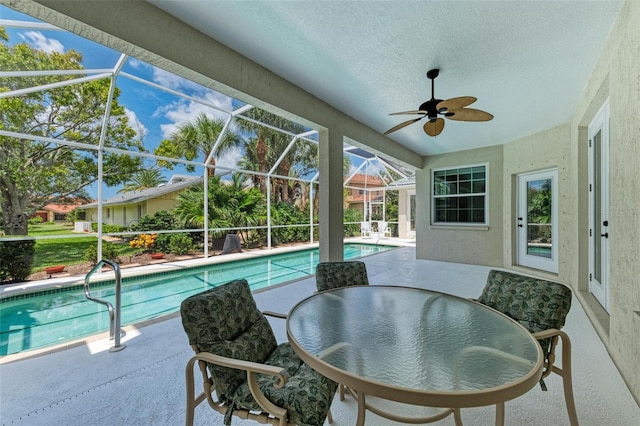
[
  {"left": 127, "top": 58, "right": 142, "bottom": 69},
  {"left": 19, "top": 31, "right": 64, "bottom": 54},
  {"left": 158, "top": 93, "right": 234, "bottom": 138},
  {"left": 215, "top": 146, "right": 243, "bottom": 170},
  {"left": 124, "top": 108, "right": 148, "bottom": 140},
  {"left": 151, "top": 66, "right": 206, "bottom": 93}
]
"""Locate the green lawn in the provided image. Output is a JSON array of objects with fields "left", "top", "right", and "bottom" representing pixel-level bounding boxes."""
[
  {"left": 28, "top": 222, "right": 77, "bottom": 236},
  {"left": 1, "top": 223, "right": 138, "bottom": 272}
]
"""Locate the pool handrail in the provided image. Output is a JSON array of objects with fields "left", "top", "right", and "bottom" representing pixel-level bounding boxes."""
[{"left": 84, "top": 259, "right": 126, "bottom": 352}]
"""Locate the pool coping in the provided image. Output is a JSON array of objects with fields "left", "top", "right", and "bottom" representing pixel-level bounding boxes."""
[
  {"left": 0, "top": 242, "right": 319, "bottom": 299},
  {"left": 1, "top": 238, "right": 414, "bottom": 299}
]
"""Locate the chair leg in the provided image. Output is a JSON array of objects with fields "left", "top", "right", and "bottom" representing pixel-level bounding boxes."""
[
  {"left": 339, "top": 384, "right": 346, "bottom": 401},
  {"left": 185, "top": 357, "right": 198, "bottom": 426},
  {"left": 559, "top": 331, "right": 579, "bottom": 426},
  {"left": 453, "top": 408, "right": 463, "bottom": 426}
]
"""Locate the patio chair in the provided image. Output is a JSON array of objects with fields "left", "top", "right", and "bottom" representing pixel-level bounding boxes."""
[
  {"left": 180, "top": 279, "right": 337, "bottom": 426},
  {"left": 360, "top": 221, "right": 372, "bottom": 238},
  {"left": 315, "top": 261, "right": 369, "bottom": 400},
  {"left": 476, "top": 270, "right": 578, "bottom": 426},
  {"left": 315, "top": 261, "right": 370, "bottom": 292},
  {"left": 377, "top": 221, "right": 391, "bottom": 238}
]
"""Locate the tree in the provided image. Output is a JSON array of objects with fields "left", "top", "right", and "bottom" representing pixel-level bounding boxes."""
[
  {"left": 154, "top": 113, "right": 242, "bottom": 175},
  {"left": 236, "top": 108, "right": 317, "bottom": 205},
  {"left": 173, "top": 174, "right": 265, "bottom": 245},
  {"left": 117, "top": 169, "right": 167, "bottom": 193},
  {"left": 0, "top": 28, "right": 144, "bottom": 235}
]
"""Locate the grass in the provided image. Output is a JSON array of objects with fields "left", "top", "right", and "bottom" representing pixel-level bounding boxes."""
[
  {"left": 28, "top": 222, "right": 78, "bottom": 236},
  {"left": 1, "top": 222, "right": 139, "bottom": 272}
]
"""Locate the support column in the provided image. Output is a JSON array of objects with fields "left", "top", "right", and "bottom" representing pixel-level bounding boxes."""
[{"left": 318, "top": 128, "right": 344, "bottom": 262}]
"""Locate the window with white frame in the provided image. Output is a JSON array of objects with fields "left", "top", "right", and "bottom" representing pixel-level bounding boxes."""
[{"left": 432, "top": 164, "right": 488, "bottom": 225}]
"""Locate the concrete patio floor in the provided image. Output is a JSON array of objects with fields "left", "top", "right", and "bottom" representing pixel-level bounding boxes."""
[{"left": 1, "top": 246, "right": 639, "bottom": 425}]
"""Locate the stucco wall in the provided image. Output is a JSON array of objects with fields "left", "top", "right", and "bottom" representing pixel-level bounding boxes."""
[
  {"left": 416, "top": 144, "right": 503, "bottom": 266},
  {"left": 572, "top": 0, "right": 640, "bottom": 402},
  {"left": 502, "top": 123, "right": 574, "bottom": 284},
  {"left": 397, "top": 188, "right": 415, "bottom": 239},
  {"left": 416, "top": 0, "right": 640, "bottom": 403},
  {"left": 146, "top": 197, "right": 178, "bottom": 216}
]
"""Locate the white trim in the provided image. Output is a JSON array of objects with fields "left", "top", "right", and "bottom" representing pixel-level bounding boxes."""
[
  {"left": 588, "top": 100, "right": 610, "bottom": 312},
  {"left": 517, "top": 168, "right": 558, "bottom": 273},
  {"left": 431, "top": 162, "right": 489, "bottom": 227}
]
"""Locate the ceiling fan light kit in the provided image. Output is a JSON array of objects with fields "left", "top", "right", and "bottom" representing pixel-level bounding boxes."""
[{"left": 384, "top": 69, "right": 493, "bottom": 137}]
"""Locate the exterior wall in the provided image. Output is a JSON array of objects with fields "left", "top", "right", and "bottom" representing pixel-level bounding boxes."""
[
  {"left": 502, "top": 123, "right": 574, "bottom": 284},
  {"left": 146, "top": 193, "right": 181, "bottom": 215},
  {"left": 416, "top": 144, "right": 503, "bottom": 266},
  {"left": 416, "top": 1, "right": 640, "bottom": 402},
  {"left": 571, "top": 0, "right": 640, "bottom": 402},
  {"left": 397, "top": 188, "right": 414, "bottom": 239}
]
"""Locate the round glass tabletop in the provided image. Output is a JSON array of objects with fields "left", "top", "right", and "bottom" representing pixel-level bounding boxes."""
[{"left": 286, "top": 285, "right": 543, "bottom": 408}]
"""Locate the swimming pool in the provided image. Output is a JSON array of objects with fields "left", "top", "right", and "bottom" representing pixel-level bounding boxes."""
[{"left": 0, "top": 243, "right": 393, "bottom": 356}]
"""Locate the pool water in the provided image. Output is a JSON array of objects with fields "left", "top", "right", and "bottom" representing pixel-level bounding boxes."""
[{"left": 0, "top": 244, "right": 393, "bottom": 356}]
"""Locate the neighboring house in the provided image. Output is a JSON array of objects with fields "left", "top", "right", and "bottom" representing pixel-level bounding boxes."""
[
  {"left": 387, "top": 175, "right": 416, "bottom": 240},
  {"left": 344, "top": 174, "right": 385, "bottom": 217},
  {"left": 31, "top": 200, "right": 86, "bottom": 223},
  {"left": 78, "top": 175, "right": 202, "bottom": 228}
]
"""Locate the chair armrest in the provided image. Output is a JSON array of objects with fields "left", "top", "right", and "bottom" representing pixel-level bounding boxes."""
[
  {"left": 262, "top": 310, "right": 287, "bottom": 319},
  {"left": 190, "top": 352, "right": 290, "bottom": 420},
  {"left": 532, "top": 328, "right": 562, "bottom": 340},
  {"left": 193, "top": 352, "right": 289, "bottom": 388}
]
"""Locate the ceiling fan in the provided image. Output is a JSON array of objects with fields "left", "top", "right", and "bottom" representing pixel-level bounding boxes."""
[{"left": 384, "top": 69, "right": 493, "bottom": 137}]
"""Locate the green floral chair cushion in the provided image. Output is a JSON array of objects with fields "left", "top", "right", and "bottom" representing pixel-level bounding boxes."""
[
  {"left": 477, "top": 269, "right": 572, "bottom": 389},
  {"left": 181, "top": 279, "right": 277, "bottom": 400},
  {"left": 315, "top": 261, "right": 369, "bottom": 292},
  {"left": 181, "top": 279, "right": 337, "bottom": 426},
  {"left": 230, "top": 343, "right": 338, "bottom": 426}
]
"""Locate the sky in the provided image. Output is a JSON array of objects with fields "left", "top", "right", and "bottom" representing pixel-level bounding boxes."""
[{"left": 1, "top": 5, "right": 382, "bottom": 200}]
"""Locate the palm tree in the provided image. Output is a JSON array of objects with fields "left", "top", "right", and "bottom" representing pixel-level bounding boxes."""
[
  {"left": 235, "top": 108, "right": 316, "bottom": 203},
  {"left": 173, "top": 174, "right": 265, "bottom": 244},
  {"left": 117, "top": 169, "right": 166, "bottom": 193},
  {"left": 154, "top": 113, "right": 242, "bottom": 175}
]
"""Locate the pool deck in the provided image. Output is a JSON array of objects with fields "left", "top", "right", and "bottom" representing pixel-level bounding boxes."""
[{"left": 1, "top": 245, "right": 639, "bottom": 425}]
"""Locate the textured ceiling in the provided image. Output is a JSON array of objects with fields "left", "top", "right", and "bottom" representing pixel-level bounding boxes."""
[{"left": 148, "top": 0, "right": 622, "bottom": 156}]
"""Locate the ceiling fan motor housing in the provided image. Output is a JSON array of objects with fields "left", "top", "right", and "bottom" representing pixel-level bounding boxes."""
[
  {"left": 383, "top": 67, "right": 492, "bottom": 137},
  {"left": 419, "top": 99, "right": 442, "bottom": 122}
]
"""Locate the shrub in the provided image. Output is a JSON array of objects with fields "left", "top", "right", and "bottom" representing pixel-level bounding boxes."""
[
  {"left": 343, "top": 208, "right": 363, "bottom": 237},
  {"left": 131, "top": 211, "right": 176, "bottom": 232},
  {"left": 84, "top": 241, "right": 121, "bottom": 264},
  {"left": 66, "top": 209, "right": 79, "bottom": 223},
  {"left": 28, "top": 216, "right": 43, "bottom": 225},
  {"left": 129, "top": 234, "right": 157, "bottom": 253},
  {"left": 90, "top": 223, "right": 126, "bottom": 233},
  {"left": 271, "top": 203, "right": 309, "bottom": 244},
  {"left": 0, "top": 240, "right": 36, "bottom": 283},
  {"left": 165, "top": 233, "right": 193, "bottom": 255}
]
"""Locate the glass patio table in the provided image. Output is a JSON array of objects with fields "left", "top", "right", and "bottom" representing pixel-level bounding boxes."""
[{"left": 286, "top": 285, "right": 543, "bottom": 426}]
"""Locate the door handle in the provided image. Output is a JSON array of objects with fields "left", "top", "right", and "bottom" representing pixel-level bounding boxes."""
[
  {"left": 601, "top": 233, "right": 609, "bottom": 238},
  {"left": 518, "top": 224, "right": 523, "bottom": 228}
]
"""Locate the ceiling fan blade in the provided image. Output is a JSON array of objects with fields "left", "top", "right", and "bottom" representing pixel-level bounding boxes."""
[
  {"left": 389, "top": 110, "right": 428, "bottom": 116},
  {"left": 423, "top": 118, "right": 445, "bottom": 137},
  {"left": 437, "top": 96, "right": 477, "bottom": 112},
  {"left": 384, "top": 116, "right": 425, "bottom": 135},
  {"left": 447, "top": 108, "right": 494, "bottom": 122}
]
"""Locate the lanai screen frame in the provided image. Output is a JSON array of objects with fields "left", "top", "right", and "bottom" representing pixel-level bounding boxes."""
[{"left": 0, "top": 15, "right": 414, "bottom": 264}]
